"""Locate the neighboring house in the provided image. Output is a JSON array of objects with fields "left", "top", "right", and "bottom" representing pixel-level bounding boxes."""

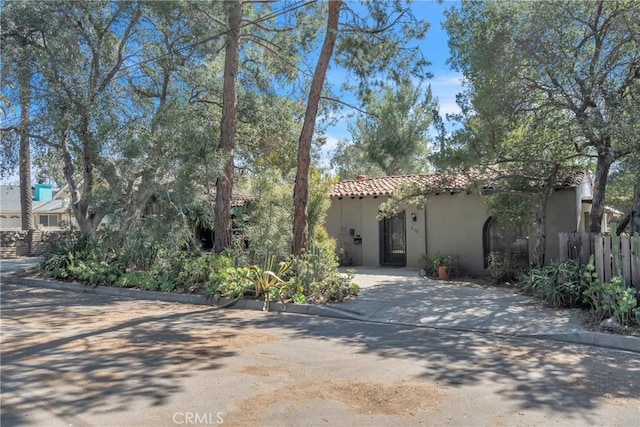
[
  {"left": 0, "top": 184, "right": 72, "bottom": 230},
  {"left": 325, "top": 171, "right": 604, "bottom": 275}
]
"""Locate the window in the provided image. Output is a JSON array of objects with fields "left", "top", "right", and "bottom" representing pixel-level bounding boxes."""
[
  {"left": 39, "top": 214, "right": 59, "bottom": 227},
  {"left": 483, "top": 217, "right": 529, "bottom": 270}
]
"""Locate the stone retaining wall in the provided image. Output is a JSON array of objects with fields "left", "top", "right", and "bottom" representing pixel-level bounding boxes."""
[{"left": 0, "top": 230, "right": 77, "bottom": 258}]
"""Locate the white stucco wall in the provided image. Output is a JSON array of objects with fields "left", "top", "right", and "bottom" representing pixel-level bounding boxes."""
[{"left": 0, "top": 214, "right": 22, "bottom": 229}]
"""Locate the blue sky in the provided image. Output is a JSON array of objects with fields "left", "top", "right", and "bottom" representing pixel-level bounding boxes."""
[
  {"left": 319, "top": 0, "right": 463, "bottom": 162},
  {"left": 1, "top": 1, "right": 462, "bottom": 184}
]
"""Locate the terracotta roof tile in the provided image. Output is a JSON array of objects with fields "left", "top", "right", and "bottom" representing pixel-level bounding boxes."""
[
  {"left": 329, "top": 171, "right": 586, "bottom": 198},
  {"left": 329, "top": 173, "right": 478, "bottom": 198}
]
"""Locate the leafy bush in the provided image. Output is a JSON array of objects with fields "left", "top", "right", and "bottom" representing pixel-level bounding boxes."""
[
  {"left": 419, "top": 252, "right": 460, "bottom": 277},
  {"left": 118, "top": 271, "right": 159, "bottom": 291},
  {"left": 176, "top": 254, "right": 233, "bottom": 293},
  {"left": 37, "top": 222, "right": 360, "bottom": 307},
  {"left": 582, "top": 259, "right": 638, "bottom": 327},
  {"left": 521, "top": 260, "right": 586, "bottom": 308},
  {"left": 202, "top": 266, "right": 254, "bottom": 299},
  {"left": 40, "top": 238, "right": 118, "bottom": 285},
  {"left": 115, "top": 230, "right": 160, "bottom": 272},
  {"left": 309, "top": 269, "right": 358, "bottom": 303}
]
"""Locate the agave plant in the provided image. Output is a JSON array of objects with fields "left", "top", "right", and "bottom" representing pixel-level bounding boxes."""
[{"left": 251, "top": 255, "right": 292, "bottom": 311}]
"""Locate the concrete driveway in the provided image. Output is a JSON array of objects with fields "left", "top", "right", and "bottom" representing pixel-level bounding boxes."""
[{"left": 334, "top": 267, "right": 588, "bottom": 336}]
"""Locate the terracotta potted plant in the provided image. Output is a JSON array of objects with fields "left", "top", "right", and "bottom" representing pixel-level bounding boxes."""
[{"left": 433, "top": 254, "right": 452, "bottom": 280}]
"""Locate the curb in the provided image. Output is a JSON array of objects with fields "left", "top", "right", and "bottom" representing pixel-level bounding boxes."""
[
  {"left": 0, "top": 275, "right": 360, "bottom": 321},
  {"left": 530, "top": 332, "right": 640, "bottom": 353},
  {"left": 2, "top": 274, "right": 639, "bottom": 354}
]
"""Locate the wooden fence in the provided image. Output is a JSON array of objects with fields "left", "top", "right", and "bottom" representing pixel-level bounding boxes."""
[{"left": 558, "top": 232, "right": 640, "bottom": 291}]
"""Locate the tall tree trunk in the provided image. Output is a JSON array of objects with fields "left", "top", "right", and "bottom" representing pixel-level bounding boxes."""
[
  {"left": 589, "top": 151, "right": 613, "bottom": 232},
  {"left": 532, "top": 165, "right": 559, "bottom": 267},
  {"left": 533, "top": 192, "right": 549, "bottom": 268},
  {"left": 60, "top": 126, "right": 102, "bottom": 240},
  {"left": 18, "top": 50, "right": 34, "bottom": 231},
  {"left": 292, "top": 0, "right": 342, "bottom": 256},
  {"left": 214, "top": 0, "right": 242, "bottom": 254}
]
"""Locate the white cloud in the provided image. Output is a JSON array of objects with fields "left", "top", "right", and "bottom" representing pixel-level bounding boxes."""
[
  {"left": 438, "top": 101, "right": 461, "bottom": 116},
  {"left": 428, "top": 72, "right": 464, "bottom": 118}
]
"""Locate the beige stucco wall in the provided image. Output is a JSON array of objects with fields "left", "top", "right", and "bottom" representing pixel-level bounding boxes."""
[
  {"left": 326, "top": 196, "right": 384, "bottom": 266},
  {"left": 325, "top": 188, "right": 581, "bottom": 274},
  {"left": 425, "top": 192, "right": 489, "bottom": 275},
  {"left": 326, "top": 193, "right": 489, "bottom": 274},
  {"left": 544, "top": 188, "right": 578, "bottom": 263}
]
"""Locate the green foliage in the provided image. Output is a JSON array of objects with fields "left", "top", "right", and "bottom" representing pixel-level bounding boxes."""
[
  {"left": 523, "top": 257, "right": 639, "bottom": 327},
  {"left": 248, "top": 256, "right": 293, "bottom": 310},
  {"left": 202, "top": 266, "right": 254, "bottom": 300},
  {"left": 419, "top": 253, "right": 459, "bottom": 277},
  {"left": 38, "top": 224, "right": 359, "bottom": 305},
  {"left": 484, "top": 193, "right": 535, "bottom": 234},
  {"left": 582, "top": 258, "right": 639, "bottom": 327},
  {"left": 118, "top": 271, "right": 158, "bottom": 291},
  {"left": 243, "top": 172, "right": 293, "bottom": 263},
  {"left": 445, "top": 0, "right": 639, "bottom": 235},
  {"left": 176, "top": 254, "right": 234, "bottom": 294},
  {"left": 333, "top": 80, "right": 433, "bottom": 177},
  {"left": 330, "top": 138, "right": 385, "bottom": 180},
  {"left": 309, "top": 270, "right": 358, "bottom": 304},
  {"left": 485, "top": 251, "right": 510, "bottom": 281},
  {"left": 521, "top": 260, "right": 586, "bottom": 308},
  {"left": 39, "top": 237, "right": 118, "bottom": 286},
  {"left": 116, "top": 230, "right": 159, "bottom": 272}
]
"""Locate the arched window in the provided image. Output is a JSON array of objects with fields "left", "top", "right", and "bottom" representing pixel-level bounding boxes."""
[{"left": 483, "top": 217, "right": 529, "bottom": 271}]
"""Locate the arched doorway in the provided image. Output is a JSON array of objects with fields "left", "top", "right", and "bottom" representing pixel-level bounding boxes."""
[{"left": 483, "top": 217, "right": 529, "bottom": 276}]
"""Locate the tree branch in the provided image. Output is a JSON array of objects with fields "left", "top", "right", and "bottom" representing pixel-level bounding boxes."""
[{"left": 319, "top": 96, "right": 375, "bottom": 116}]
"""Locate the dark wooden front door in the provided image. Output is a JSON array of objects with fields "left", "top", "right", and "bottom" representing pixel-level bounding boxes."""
[{"left": 380, "top": 212, "right": 406, "bottom": 266}]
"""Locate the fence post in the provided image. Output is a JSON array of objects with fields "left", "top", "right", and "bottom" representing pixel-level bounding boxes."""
[{"left": 558, "top": 232, "right": 569, "bottom": 261}]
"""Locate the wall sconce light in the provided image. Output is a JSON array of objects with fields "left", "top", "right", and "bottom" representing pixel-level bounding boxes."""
[{"left": 411, "top": 213, "right": 417, "bottom": 222}]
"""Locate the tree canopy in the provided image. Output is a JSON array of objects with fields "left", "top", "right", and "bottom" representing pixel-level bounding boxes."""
[{"left": 445, "top": 0, "right": 640, "bottom": 233}]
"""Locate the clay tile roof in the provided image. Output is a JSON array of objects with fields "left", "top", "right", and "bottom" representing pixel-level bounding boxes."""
[
  {"left": 329, "top": 173, "right": 478, "bottom": 198},
  {"left": 329, "top": 170, "right": 587, "bottom": 198},
  {"left": 556, "top": 169, "right": 587, "bottom": 188}
]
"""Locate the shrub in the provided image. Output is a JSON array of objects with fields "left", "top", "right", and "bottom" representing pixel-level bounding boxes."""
[
  {"left": 118, "top": 271, "right": 159, "bottom": 291},
  {"left": 114, "top": 230, "right": 160, "bottom": 272},
  {"left": 308, "top": 269, "right": 358, "bottom": 303},
  {"left": 39, "top": 238, "right": 117, "bottom": 285},
  {"left": 176, "top": 254, "right": 233, "bottom": 293},
  {"left": 521, "top": 260, "right": 586, "bottom": 308},
  {"left": 203, "top": 266, "right": 254, "bottom": 299},
  {"left": 582, "top": 259, "right": 638, "bottom": 327}
]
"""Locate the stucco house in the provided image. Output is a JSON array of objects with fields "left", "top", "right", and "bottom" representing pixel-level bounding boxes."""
[
  {"left": 0, "top": 184, "right": 72, "bottom": 230},
  {"left": 325, "top": 171, "right": 614, "bottom": 275}
]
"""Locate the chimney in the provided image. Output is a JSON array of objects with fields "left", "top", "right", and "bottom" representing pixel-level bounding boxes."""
[{"left": 356, "top": 174, "right": 367, "bottom": 181}]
